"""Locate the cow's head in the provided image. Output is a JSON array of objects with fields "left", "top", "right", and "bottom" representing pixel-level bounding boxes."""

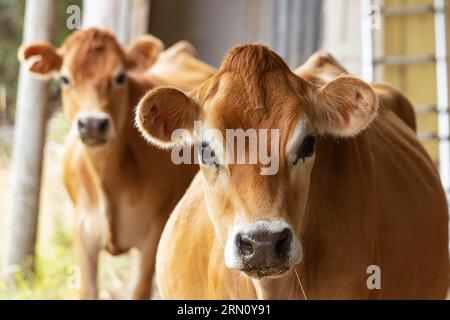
[
  {"left": 136, "top": 45, "right": 377, "bottom": 278},
  {"left": 19, "top": 28, "right": 163, "bottom": 147}
]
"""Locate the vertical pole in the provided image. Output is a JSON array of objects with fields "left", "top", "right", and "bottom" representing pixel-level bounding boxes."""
[
  {"left": 82, "top": 0, "right": 123, "bottom": 42},
  {"left": 128, "top": 0, "right": 151, "bottom": 43},
  {"left": 6, "top": 0, "right": 57, "bottom": 275},
  {"left": 361, "top": 0, "right": 375, "bottom": 82},
  {"left": 434, "top": 0, "right": 450, "bottom": 196}
]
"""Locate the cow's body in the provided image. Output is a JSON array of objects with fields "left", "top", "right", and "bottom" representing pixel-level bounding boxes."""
[
  {"left": 150, "top": 49, "right": 448, "bottom": 299},
  {"left": 157, "top": 108, "right": 448, "bottom": 299},
  {"left": 21, "top": 28, "right": 215, "bottom": 299},
  {"left": 63, "top": 73, "right": 199, "bottom": 298},
  {"left": 147, "top": 41, "right": 217, "bottom": 92}
]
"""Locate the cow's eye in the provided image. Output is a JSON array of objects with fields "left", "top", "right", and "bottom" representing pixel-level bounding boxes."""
[
  {"left": 294, "top": 134, "right": 316, "bottom": 165},
  {"left": 199, "top": 142, "right": 218, "bottom": 167},
  {"left": 60, "top": 75, "right": 71, "bottom": 86},
  {"left": 114, "top": 72, "right": 127, "bottom": 85}
]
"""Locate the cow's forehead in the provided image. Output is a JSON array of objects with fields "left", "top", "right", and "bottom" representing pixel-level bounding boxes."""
[
  {"left": 61, "top": 29, "right": 125, "bottom": 80},
  {"left": 199, "top": 73, "right": 305, "bottom": 137},
  {"left": 196, "top": 45, "right": 309, "bottom": 132}
]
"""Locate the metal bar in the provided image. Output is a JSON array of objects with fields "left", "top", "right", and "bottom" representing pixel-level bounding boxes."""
[
  {"left": 414, "top": 107, "right": 450, "bottom": 115},
  {"left": 434, "top": 0, "right": 450, "bottom": 192},
  {"left": 415, "top": 104, "right": 438, "bottom": 114},
  {"left": 373, "top": 54, "right": 436, "bottom": 65},
  {"left": 380, "top": 4, "right": 436, "bottom": 16},
  {"left": 418, "top": 132, "right": 450, "bottom": 141}
]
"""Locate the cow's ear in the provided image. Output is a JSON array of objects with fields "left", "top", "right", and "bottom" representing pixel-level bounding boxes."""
[
  {"left": 135, "top": 86, "right": 199, "bottom": 148},
  {"left": 126, "top": 35, "right": 164, "bottom": 71},
  {"left": 18, "top": 41, "right": 62, "bottom": 79},
  {"left": 311, "top": 76, "right": 378, "bottom": 137}
]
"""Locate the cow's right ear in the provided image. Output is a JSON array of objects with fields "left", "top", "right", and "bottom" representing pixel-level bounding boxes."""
[
  {"left": 18, "top": 41, "right": 62, "bottom": 79},
  {"left": 135, "top": 87, "right": 199, "bottom": 149}
]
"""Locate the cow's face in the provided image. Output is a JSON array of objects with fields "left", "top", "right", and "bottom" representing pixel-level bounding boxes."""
[
  {"left": 20, "top": 28, "right": 163, "bottom": 147},
  {"left": 136, "top": 45, "right": 377, "bottom": 278}
]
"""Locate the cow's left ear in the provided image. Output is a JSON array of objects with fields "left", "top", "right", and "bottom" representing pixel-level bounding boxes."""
[
  {"left": 126, "top": 35, "right": 164, "bottom": 71},
  {"left": 311, "top": 76, "right": 378, "bottom": 137},
  {"left": 18, "top": 41, "right": 62, "bottom": 79}
]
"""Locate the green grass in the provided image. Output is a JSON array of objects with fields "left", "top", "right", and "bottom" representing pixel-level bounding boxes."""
[{"left": 0, "top": 237, "right": 78, "bottom": 300}]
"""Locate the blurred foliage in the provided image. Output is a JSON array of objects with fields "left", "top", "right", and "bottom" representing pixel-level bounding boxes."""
[
  {"left": 0, "top": 139, "right": 12, "bottom": 161},
  {"left": 0, "top": 0, "right": 25, "bottom": 121},
  {"left": 0, "top": 0, "right": 82, "bottom": 122}
]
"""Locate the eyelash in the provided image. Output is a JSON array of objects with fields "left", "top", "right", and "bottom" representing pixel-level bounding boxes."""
[{"left": 293, "top": 135, "right": 316, "bottom": 165}]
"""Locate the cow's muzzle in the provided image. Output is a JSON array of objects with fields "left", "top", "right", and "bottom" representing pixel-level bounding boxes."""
[
  {"left": 225, "top": 220, "right": 302, "bottom": 279},
  {"left": 77, "top": 115, "right": 111, "bottom": 146}
]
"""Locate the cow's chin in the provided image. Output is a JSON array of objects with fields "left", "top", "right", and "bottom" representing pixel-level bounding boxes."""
[
  {"left": 80, "top": 137, "right": 109, "bottom": 147},
  {"left": 240, "top": 266, "right": 290, "bottom": 279}
]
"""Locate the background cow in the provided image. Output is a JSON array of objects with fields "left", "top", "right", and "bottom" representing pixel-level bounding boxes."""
[
  {"left": 19, "top": 28, "right": 214, "bottom": 299},
  {"left": 296, "top": 51, "right": 417, "bottom": 133},
  {"left": 136, "top": 45, "right": 448, "bottom": 299}
]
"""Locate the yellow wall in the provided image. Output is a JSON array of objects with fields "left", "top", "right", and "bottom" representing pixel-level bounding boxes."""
[{"left": 383, "top": 0, "right": 450, "bottom": 163}]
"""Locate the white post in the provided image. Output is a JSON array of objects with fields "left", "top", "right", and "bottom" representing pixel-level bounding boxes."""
[
  {"left": 82, "top": 0, "right": 128, "bottom": 43},
  {"left": 434, "top": 0, "right": 450, "bottom": 196},
  {"left": 6, "top": 0, "right": 57, "bottom": 275},
  {"left": 361, "top": 0, "right": 375, "bottom": 82},
  {"left": 128, "top": 0, "right": 151, "bottom": 42}
]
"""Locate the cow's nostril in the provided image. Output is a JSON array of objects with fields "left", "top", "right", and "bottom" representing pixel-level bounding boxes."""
[
  {"left": 78, "top": 118, "right": 87, "bottom": 131},
  {"left": 98, "top": 119, "right": 109, "bottom": 134},
  {"left": 275, "top": 228, "right": 292, "bottom": 257},
  {"left": 237, "top": 234, "right": 254, "bottom": 257}
]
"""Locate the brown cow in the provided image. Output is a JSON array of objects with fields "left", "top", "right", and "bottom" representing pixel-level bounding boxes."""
[
  {"left": 19, "top": 28, "right": 215, "bottom": 299},
  {"left": 136, "top": 45, "right": 449, "bottom": 299}
]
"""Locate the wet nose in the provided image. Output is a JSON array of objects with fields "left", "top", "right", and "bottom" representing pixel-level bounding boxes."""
[
  {"left": 77, "top": 117, "right": 110, "bottom": 143},
  {"left": 236, "top": 228, "right": 292, "bottom": 268}
]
